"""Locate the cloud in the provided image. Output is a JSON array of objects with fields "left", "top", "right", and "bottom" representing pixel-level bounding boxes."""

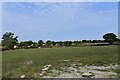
[{"left": 2, "top": 2, "right": 118, "bottom": 41}]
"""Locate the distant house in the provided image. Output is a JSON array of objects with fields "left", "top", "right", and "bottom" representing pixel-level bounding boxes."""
[
  {"left": 31, "top": 44, "right": 34, "bottom": 47},
  {"left": 14, "top": 45, "right": 18, "bottom": 49},
  {"left": 38, "top": 47, "right": 41, "bottom": 48},
  {"left": 43, "top": 44, "right": 45, "bottom": 46},
  {"left": 55, "top": 44, "right": 58, "bottom": 46},
  {"left": 27, "top": 46, "right": 31, "bottom": 48}
]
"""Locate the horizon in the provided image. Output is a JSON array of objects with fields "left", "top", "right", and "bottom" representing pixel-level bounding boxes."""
[
  {"left": 2, "top": 2, "right": 118, "bottom": 42},
  {"left": 18, "top": 39, "right": 105, "bottom": 43}
]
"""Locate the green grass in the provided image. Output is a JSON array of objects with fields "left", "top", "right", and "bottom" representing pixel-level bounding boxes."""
[{"left": 2, "top": 46, "right": 118, "bottom": 78}]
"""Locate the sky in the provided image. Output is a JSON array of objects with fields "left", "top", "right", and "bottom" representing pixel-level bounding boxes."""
[{"left": 2, "top": 2, "right": 118, "bottom": 42}]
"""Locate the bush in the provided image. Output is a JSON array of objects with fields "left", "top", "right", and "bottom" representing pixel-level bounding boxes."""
[{"left": 1, "top": 47, "right": 9, "bottom": 51}]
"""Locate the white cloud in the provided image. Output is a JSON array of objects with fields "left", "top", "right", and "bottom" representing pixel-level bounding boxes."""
[{"left": 2, "top": 2, "right": 118, "bottom": 41}]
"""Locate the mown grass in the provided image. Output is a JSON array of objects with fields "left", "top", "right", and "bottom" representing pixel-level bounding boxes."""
[{"left": 2, "top": 46, "right": 118, "bottom": 78}]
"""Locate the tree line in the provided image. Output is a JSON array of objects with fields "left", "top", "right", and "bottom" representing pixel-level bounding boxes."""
[{"left": 0, "top": 32, "right": 120, "bottom": 51}]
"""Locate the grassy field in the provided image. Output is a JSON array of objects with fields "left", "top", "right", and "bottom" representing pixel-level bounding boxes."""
[{"left": 2, "top": 46, "right": 118, "bottom": 78}]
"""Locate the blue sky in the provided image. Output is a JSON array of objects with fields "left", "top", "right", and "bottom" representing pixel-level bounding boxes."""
[{"left": 2, "top": 2, "right": 118, "bottom": 42}]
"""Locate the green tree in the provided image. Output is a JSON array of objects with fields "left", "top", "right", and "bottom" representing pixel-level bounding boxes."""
[
  {"left": 38, "top": 40, "right": 44, "bottom": 47},
  {"left": 2, "top": 32, "right": 18, "bottom": 50},
  {"left": 82, "top": 40, "right": 87, "bottom": 43},
  {"left": 19, "top": 40, "right": 33, "bottom": 49},
  {"left": 51, "top": 41, "right": 56, "bottom": 46},
  {"left": 73, "top": 41, "right": 80, "bottom": 46},
  {"left": 103, "top": 33, "right": 117, "bottom": 44},
  {"left": 59, "top": 41, "right": 63, "bottom": 46},
  {"left": 64, "top": 41, "right": 72, "bottom": 46},
  {"left": 46, "top": 40, "right": 52, "bottom": 47}
]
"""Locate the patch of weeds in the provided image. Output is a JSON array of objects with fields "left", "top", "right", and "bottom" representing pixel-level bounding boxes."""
[
  {"left": 64, "top": 69, "right": 68, "bottom": 73},
  {"left": 73, "top": 65, "right": 76, "bottom": 68},
  {"left": 57, "top": 70, "right": 63, "bottom": 75},
  {"left": 71, "top": 69, "right": 75, "bottom": 72},
  {"left": 4, "top": 72, "right": 13, "bottom": 78},
  {"left": 58, "top": 68, "right": 63, "bottom": 71},
  {"left": 63, "top": 68, "right": 68, "bottom": 72},
  {"left": 73, "top": 63, "right": 82, "bottom": 68},
  {"left": 94, "top": 69, "right": 110, "bottom": 72},
  {"left": 110, "top": 68, "right": 120, "bottom": 78},
  {"left": 45, "top": 69, "right": 61, "bottom": 77},
  {"left": 110, "top": 68, "right": 120, "bottom": 74},
  {"left": 68, "top": 70, "right": 71, "bottom": 73},
  {"left": 76, "top": 66, "right": 80, "bottom": 70},
  {"left": 50, "top": 73, "right": 58, "bottom": 77},
  {"left": 43, "top": 72, "right": 47, "bottom": 76},
  {"left": 46, "top": 70, "right": 53, "bottom": 73},
  {"left": 95, "top": 61, "right": 104, "bottom": 66},
  {"left": 61, "top": 67, "right": 68, "bottom": 73},
  {"left": 109, "top": 74, "right": 119, "bottom": 78},
  {"left": 34, "top": 73, "right": 41, "bottom": 78},
  {"left": 77, "top": 70, "right": 81, "bottom": 73},
  {"left": 44, "top": 73, "right": 51, "bottom": 77},
  {"left": 67, "top": 63, "right": 71, "bottom": 67}
]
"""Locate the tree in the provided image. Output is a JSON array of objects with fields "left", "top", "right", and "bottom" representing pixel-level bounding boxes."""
[
  {"left": 59, "top": 41, "right": 63, "bottom": 46},
  {"left": 33, "top": 42, "right": 38, "bottom": 48},
  {"left": 73, "top": 41, "right": 80, "bottom": 46},
  {"left": 51, "top": 41, "right": 56, "bottom": 46},
  {"left": 38, "top": 40, "right": 44, "bottom": 47},
  {"left": 46, "top": 40, "right": 52, "bottom": 47},
  {"left": 2, "top": 32, "right": 18, "bottom": 50},
  {"left": 63, "top": 41, "right": 72, "bottom": 46},
  {"left": 103, "top": 33, "right": 117, "bottom": 44},
  {"left": 19, "top": 40, "right": 33, "bottom": 49},
  {"left": 82, "top": 40, "right": 87, "bottom": 43}
]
